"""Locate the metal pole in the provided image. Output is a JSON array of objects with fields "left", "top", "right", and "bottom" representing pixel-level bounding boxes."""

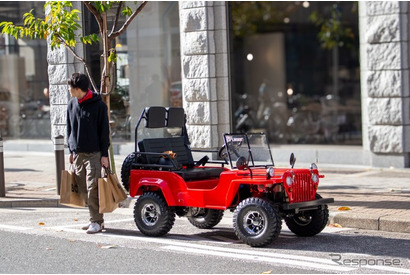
[
  {"left": 54, "top": 135, "right": 65, "bottom": 195},
  {"left": 0, "top": 137, "right": 5, "bottom": 197}
]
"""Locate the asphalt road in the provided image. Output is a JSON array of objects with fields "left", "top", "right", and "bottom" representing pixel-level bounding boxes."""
[{"left": 0, "top": 207, "right": 409, "bottom": 274}]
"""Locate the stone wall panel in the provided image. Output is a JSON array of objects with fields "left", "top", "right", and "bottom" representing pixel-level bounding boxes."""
[
  {"left": 187, "top": 125, "right": 211, "bottom": 148},
  {"left": 367, "top": 42, "right": 406, "bottom": 70},
  {"left": 366, "top": 70, "right": 405, "bottom": 97},
  {"left": 183, "top": 31, "right": 209, "bottom": 55},
  {"left": 366, "top": 1, "right": 400, "bottom": 16},
  {"left": 49, "top": 85, "right": 70, "bottom": 105},
  {"left": 185, "top": 101, "right": 210, "bottom": 124},
  {"left": 183, "top": 78, "right": 210, "bottom": 101},
  {"left": 181, "top": 8, "right": 208, "bottom": 32},
  {"left": 368, "top": 126, "right": 403, "bottom": 153},
  {"left": 50, "top": 105, "right": 67, "bottom": 126},
  {"left": 368, "top": 98, "right": 403, "bottom": 125},
  {"left": 183, "top": 55, "right": 209, "bottom": 79},
  {"left": 366, "top": 14, "right": 400, "bottom": 43}
]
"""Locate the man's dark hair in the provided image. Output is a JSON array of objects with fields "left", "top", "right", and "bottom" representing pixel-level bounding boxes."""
[{"left": 68, "top": 73, "right": 90, "bottom": 92}]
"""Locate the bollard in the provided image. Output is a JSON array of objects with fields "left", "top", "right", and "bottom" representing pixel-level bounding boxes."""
[
  {"left": 0, "top": 137, "right": 5, "bottom": 197},
  {"left": 54, "top": 135, "right": 65, "bottom": 195}
]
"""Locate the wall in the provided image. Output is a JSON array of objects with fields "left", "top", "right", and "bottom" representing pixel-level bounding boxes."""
[
  {"left": 360, "top": 1, "right": 410, "bottom": 167},
  {"left": 47, "top": 2, "right": 84, "bottom": 140},
  {"left": 179, "top": 1, "right": 230, "bottom": 149}
]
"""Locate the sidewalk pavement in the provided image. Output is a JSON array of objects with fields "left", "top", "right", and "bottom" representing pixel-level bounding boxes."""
[{"left": 1, "top": 150, "right": 409, "bottom": 234}]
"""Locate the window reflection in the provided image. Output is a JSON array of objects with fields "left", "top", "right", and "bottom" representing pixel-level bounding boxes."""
[
  {"left": 109, "top": 2, "right": 181, "bottom": 141},
  {"left": 230, "top": 1, "right": 361, "bottom": 145},
  {"left": 0, "top": 1, "right": 50, "bottom": 139}
]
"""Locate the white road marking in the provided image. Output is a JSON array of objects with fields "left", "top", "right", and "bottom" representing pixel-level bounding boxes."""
[
  {"left": 364, "top": 264, "right": 410, "bottom": 274},
  {"left": 48, "top": 218, "right": 134, "bottom": 229},
  {"left": 0, "top": 224, "right": 32, "bottom": 231},
  {"left": 161, "top": 245, "right": 355, "bottom": 272},
  {"left": 97, "top": 232, "right": 354, "bottom": 272},
  {"left": 1, "top": 218, "right": 409, "bottom": 274}
]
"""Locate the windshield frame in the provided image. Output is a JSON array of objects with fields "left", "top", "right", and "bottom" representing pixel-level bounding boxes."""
[{"left": 222, "top": 133, "right": 275, "bottom": 169}]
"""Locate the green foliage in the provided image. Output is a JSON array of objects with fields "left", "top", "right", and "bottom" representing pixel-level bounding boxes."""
[
  {"left": 80, "top": 34, "right": 100, "bottom": 45},
  {"left": 309, "top": 5, "right": 355, "bottom": 50},
  {"left": 122, "top": 6, "right": 133, "bottom": 16},
  {"left": 93, "top": 1, "right": 114, "bottom": 13},
  {"left": 0, "top": 0, "right": 147, "bottom": 93},
  {"left": 230, "top": 2, "right": 300, "bottom": 38},
  {"left": 108, "top": 49, "right": 117, "bottom": 63},
  {"left": 0, "top": 1, "right": 85, "bottom": 50},
  {"left": 0, "top": 1, "right": 144, "bottom": 54}
]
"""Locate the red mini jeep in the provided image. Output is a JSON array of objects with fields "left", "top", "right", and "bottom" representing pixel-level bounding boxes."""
[{"left": 121, "top": 106, "right": 334, "bottom": 247}]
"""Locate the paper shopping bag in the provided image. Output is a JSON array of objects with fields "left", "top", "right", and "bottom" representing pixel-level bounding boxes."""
[
  {"left": 98, "top": 177, "right": 118, "bottom": 213},
  {"left": 106, "top": 171, "right": 127, "bottom": 203},
  {"left": 59, "top": 169, "right": 86, "bottom": 208}
]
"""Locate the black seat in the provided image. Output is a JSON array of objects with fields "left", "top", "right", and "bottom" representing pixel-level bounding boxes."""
[
  {"left": 173, "top": 167, "right": 225, "bottom": 181},
  {"left": 138, "top": 136, "right": 224, "bottom": 181}
]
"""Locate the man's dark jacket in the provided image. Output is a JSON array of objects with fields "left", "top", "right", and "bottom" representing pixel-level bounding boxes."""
[{"left": 67, "top": 92, "right": 110, "bottom": 157}]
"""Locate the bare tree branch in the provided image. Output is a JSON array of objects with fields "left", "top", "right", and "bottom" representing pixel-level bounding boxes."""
[
  {"left": 109, "top": 2, "right": 123, "bottom": 37},
  {"left": 109, "top": 1, "right": 148, "bottom": 41},
  {"left": 57, "top": 37, "right": 99, "bottom": 92}
]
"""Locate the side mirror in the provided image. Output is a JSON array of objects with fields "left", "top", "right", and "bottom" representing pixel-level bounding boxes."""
[
  {"left": 290, "top": 153, "right": 296, "bottom": 168},
  {"left": 236, "top": 156, "right": 247, "bottom": 170}
]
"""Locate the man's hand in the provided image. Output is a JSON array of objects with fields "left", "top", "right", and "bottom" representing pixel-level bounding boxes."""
[
  {"left": 69, "top": 153, "right": 74, "bottom": 164},
  {"left": 101, "top": 156, "right": 109, "bottom": 168}
]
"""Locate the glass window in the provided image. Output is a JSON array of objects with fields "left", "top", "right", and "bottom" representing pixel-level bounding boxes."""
[
  {"left": 230, "top": 1, "right": 361, "bottom": 145},
  {"left": 0, "top": 2, "right": 50, "bottom": 139},
  {"left": 85, "top": 2, "right": 181, "bottom": 141}
]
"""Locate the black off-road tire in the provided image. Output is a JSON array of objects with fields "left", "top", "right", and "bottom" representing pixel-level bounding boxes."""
[
  {"left": 187, "top": 209, "right": 224, "bottom": 229},
  {"left": 233, "top": 197, "right": 282, "bottom": 247},
  {"left": 134, "top": 192, "right": 175, "bottom": 237},
  {"left": 121, "top": 152, "right": 136, "bottom": 191},
  {"left": 284, "top": 194, "right": 329, "bottom": 237}
]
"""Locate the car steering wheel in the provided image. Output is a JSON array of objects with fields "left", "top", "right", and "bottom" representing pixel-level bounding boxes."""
[{"left": 218, "top": 140, "right": 242, "bottom": 161}]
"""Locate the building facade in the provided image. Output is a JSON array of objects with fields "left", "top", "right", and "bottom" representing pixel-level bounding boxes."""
[
  {"left": 359, "top": 1, "right": 410, "bottom": 167},
  {"left": 179, "top": 1, "right": 410, "bottom": 168},
  {"left": 1, "top": 1, "right": 408, "bottom": 168}
]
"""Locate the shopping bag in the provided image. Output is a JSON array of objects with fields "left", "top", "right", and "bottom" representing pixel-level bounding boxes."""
[
  {"left": 98, "top": 177, "right": 118, "bottom": 213},
  {"left": 59, "top": 168, "right": 86, "bottom": 208},
  {"left": 105, "top": 168, "right": 128, "bottom": 203}
]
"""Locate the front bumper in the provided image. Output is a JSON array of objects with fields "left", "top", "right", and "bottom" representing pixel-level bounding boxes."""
[{"left": 282, "top": 198, "right": 334, "bottom": 211}]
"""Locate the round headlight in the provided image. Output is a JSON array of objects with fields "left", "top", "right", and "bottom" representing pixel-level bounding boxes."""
[
  {"left": 285, "top": 176, "right": 293, "bottom": 186},
  {"left": 267, "top": 167, "right": 275, "bottom": 178},
  {"left": 311, "top": 173, "right": 319, "bottom": 183}
]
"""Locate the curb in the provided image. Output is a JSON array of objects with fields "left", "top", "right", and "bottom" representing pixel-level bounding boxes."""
[
  {"left": 0, "top": 199, "right": 60, "bottom": 208},
  {"left": 0, "top": 196, "right": 137, "bottom": 209},
  {"left": 329, "top": 211, "right": 410, "bottom": 234}
]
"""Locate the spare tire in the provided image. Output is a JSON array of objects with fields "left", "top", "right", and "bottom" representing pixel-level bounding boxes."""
[{"left": 121, "top": 152, "right": 136, "bottom": 191}]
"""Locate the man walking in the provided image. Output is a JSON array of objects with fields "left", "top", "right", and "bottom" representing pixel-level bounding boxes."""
[{"left": 67, "top": 73, "right": 110, "bottom": 234}]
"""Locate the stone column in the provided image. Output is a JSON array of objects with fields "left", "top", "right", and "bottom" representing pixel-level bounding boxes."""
[
  {"left": 360, "top": 1, "right": 410, "bottom": 168},
  {"left": 47, "top": 2, "right": 84, "bottom": 140},
  {"left": 179, "top": 1, "right": 231, "bottom": 150}
]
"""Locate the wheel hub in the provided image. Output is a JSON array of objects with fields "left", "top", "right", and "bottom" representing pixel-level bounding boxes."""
[
  {"left": 243, "top": 210, "right": 265, "bottom": 235},
  {"left": 141, "top": 203, "right": 159, "bottom": 226}
]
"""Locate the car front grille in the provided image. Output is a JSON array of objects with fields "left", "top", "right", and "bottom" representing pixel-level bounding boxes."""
[{"left": 292, "top": 173, "right": 314, "bottom": 202}]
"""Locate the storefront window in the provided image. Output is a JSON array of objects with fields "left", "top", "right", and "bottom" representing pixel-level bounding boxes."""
[
  {"left": 0, "top": 2, "right": 50, "bottom": 139},
  {"left": 230, "top": 1, "right": 361, "bottom": 145},
  {"left": 101, "top": 2, "right": 181, "bottom": 141}
]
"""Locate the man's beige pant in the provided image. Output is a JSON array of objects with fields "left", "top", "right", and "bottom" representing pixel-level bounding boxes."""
[{"left": 73, "top": 152, "right": 104, "bottom": 224}]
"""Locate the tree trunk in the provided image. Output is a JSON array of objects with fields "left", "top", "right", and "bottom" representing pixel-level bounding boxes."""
[{"left": 101, "top": 11, "right": 116, "bottom": 173}]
